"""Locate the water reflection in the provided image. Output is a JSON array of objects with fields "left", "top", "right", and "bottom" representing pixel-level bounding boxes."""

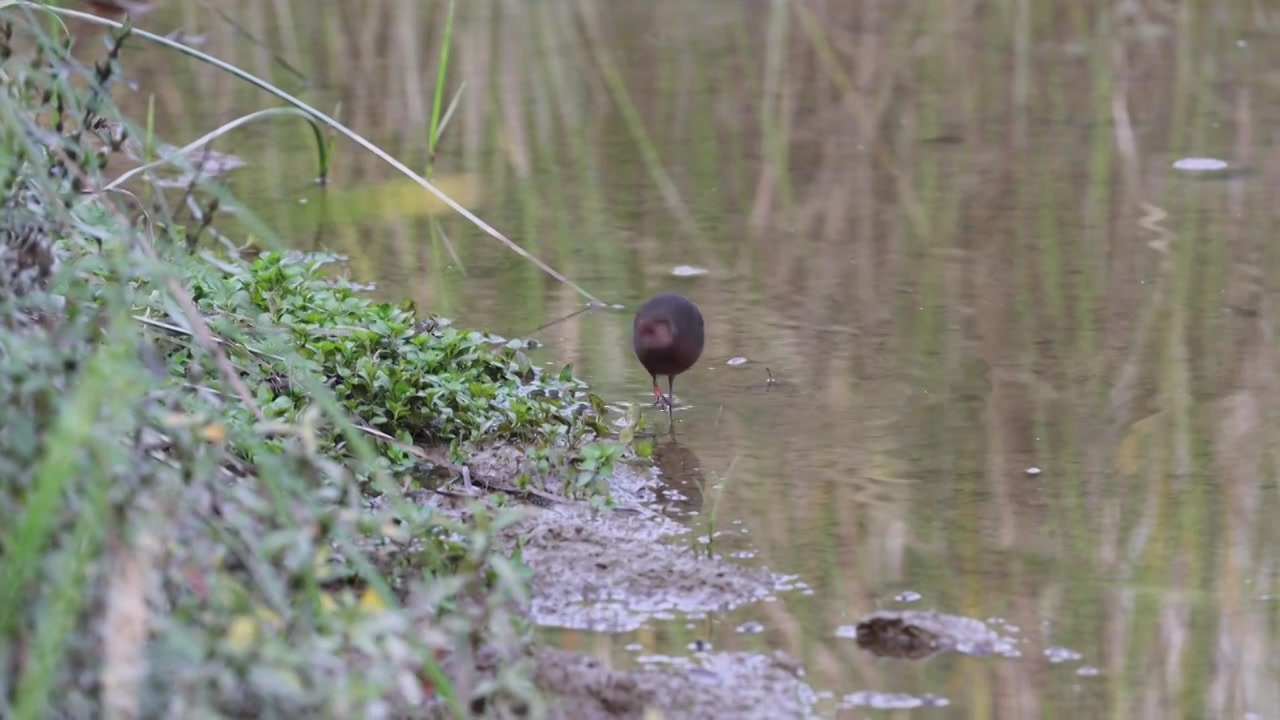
[
  {"left": 652, "top": 440, "right": 705, "bottom": 518},
  {"left": 99, "top": 0, "right": 1280, "bottom": 715}
]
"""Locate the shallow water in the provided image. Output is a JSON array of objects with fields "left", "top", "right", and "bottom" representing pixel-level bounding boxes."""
[{"left": 97, "top": 0, "right": 1280, "bottom": 715}]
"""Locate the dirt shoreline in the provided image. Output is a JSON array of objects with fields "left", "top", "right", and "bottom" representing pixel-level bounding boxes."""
[{"left": 438, "top": 444, "right": 821, "bottom": 719}]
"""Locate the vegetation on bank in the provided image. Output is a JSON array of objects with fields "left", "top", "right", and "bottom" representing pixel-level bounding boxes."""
[{"left": 0, "top": 9, "right": 619, "bottom": 719}]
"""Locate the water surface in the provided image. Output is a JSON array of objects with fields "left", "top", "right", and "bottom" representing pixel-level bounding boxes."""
[{"left": 91, "top": 0, "right": 1280, "bottom": 715}]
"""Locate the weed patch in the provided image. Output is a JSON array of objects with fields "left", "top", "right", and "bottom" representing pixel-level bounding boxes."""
[{"left": 0, "top": 11, "right": 614, "bottom": 718}]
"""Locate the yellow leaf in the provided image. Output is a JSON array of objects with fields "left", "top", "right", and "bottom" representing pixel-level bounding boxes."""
[
  {"left": 225, "top": 616, "right": 256, "bottom": 653},
  {"left": 312, "top": 547, "right": 333, "bottom": 580},
  {"left": 199, "top": 422, "right": 227, "bottom": 443},
  {"left": 359, "top": 587, "right": 387, "bottom": 614},
  {"left": 161, "top": 412, "right": 193, "bottom": 428},
  {"left": 254, "top": 605, "right": 281, "bottom": 628},
  {"left": 380, "top": 520, "right": 409, "bottom": 542}
]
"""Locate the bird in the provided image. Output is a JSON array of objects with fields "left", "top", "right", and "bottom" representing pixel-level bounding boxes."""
[
  {"left": 632, "top": 293, "right": 704, "bottom": 423},
  {"left": 79, "top": 0, "right": 154, "bottom": 17}
]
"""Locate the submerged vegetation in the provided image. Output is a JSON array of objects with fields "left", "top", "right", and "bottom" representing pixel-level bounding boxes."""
[{"left": 0, "top": 8, "right": 623, "bottom": 718}]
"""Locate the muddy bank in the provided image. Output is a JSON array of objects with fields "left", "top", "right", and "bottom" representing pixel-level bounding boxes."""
[
  {"left": 434, "top": 444, "right": 820, "bottom": 718},
  {"left": 533, "top": 646, "right": 815, "bottom": 720}
]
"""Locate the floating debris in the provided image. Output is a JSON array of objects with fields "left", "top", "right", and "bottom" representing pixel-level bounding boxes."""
[
  {"left": 894, "top": 590, "right": 922, "bottom": 603},
  {"left": 1076, "top": 665, "right": 1101, "bottom": 677},
  {"left": 727, "top": 356, "right": 750, "bottom": 366},
  {"left": 841, "top": 610, "right": 1022, "bottom": 660},
  {"left": 736, "top": 621, "right": 765, "bottom": 634},
  {"left": 671, "top": 265, "right": 709, "bottom": 277},
  {"left": 1172, "top": 157, "right": 1228, "bottom": 172},
  {"left": 1044, "top": 646, "right": 1083, "bottom": 664},
  {"left": 1026, "top": 466, "right": 1042, "bottom": 476},
  {"left": 844, "top": 615, "right": 940, "bottom": 660}
]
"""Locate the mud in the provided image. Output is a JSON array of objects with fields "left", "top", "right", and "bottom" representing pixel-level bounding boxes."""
[
  {"left": 439, "top": 443, "right": 821, "bottom": 717},
  {"left": 508, "top": 506, "right": 781, "bottom": 632},
  {"left": 533, "top": 646, "right": 818, "bottom": 719}
]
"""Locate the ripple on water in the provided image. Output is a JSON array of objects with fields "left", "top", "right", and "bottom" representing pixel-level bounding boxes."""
[{"left": 839, "top": 691, "right": 950, "bottom": 710}]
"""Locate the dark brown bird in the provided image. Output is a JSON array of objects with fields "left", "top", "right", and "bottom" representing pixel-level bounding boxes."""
[
  {"left": 79, "top": 0, "right": 154, "bottom": 17},
  {"left": 632, "top": 293, "right": 704, "bottom": 420}
]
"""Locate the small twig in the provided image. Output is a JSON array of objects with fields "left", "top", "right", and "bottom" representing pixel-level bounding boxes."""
[
  {"left": 132, "top": 231, "right": 266, "bottom": 422},
  {"left": 174, "top": 144, "right": 214, "bottom": 234},
  {"left": 352, "top": 424, "right": 451, "bottom": 465},
  {"left": 527, "top": 304, "right": 596, "bottom": 336},
  {"left": 468, "top": 476, "right": 567, "bottom": 508},
  {"left": 434, "top": 81, "right": 466, "bottom": 147},
  {"left": 194, "top": 0, "right": 310, "bottom": 83},
  {"left": 185, "top": 194, "right": 235, "bottom": 248},
  {"left": 430, "top": 218, "right": 465, "bottom": 276},
  {"left": 101, "top": 107, "right": 318, "bottom": 192},
  {"left": 609, "top": 502, "right": 659, "bottom": 517},
  {"left": 188, "top": 195, "right": 219, "bottom": 248},
  {"left": 132, "top": 314, "right": 285, "bottom": 362}
]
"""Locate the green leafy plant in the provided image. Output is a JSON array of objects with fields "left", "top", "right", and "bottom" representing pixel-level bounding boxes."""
[
  {"left": 0, "top": 9, "right": 609, "bottom": 719},
  {"left": 571, "top": 440, "right": 624, "bottom": 497},
  {"left": 169, "top": 251, "right": 613, "bottom": 465}
]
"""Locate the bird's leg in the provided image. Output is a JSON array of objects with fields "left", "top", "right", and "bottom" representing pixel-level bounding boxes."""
[
  {"left": 650, "top": 375, "right": 669, "bottom": 409},
  {"left": 666, "top": 376, "right": 677, "bottom": 435}
]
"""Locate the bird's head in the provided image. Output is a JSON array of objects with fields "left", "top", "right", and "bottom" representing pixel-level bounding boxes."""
[{"left": 634, "top": 318, "right": 675, "bottom": 349}]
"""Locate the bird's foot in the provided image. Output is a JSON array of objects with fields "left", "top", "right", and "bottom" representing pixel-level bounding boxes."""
[{"left": 652, "top": 385, "right": 673, "bottom": 410}]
